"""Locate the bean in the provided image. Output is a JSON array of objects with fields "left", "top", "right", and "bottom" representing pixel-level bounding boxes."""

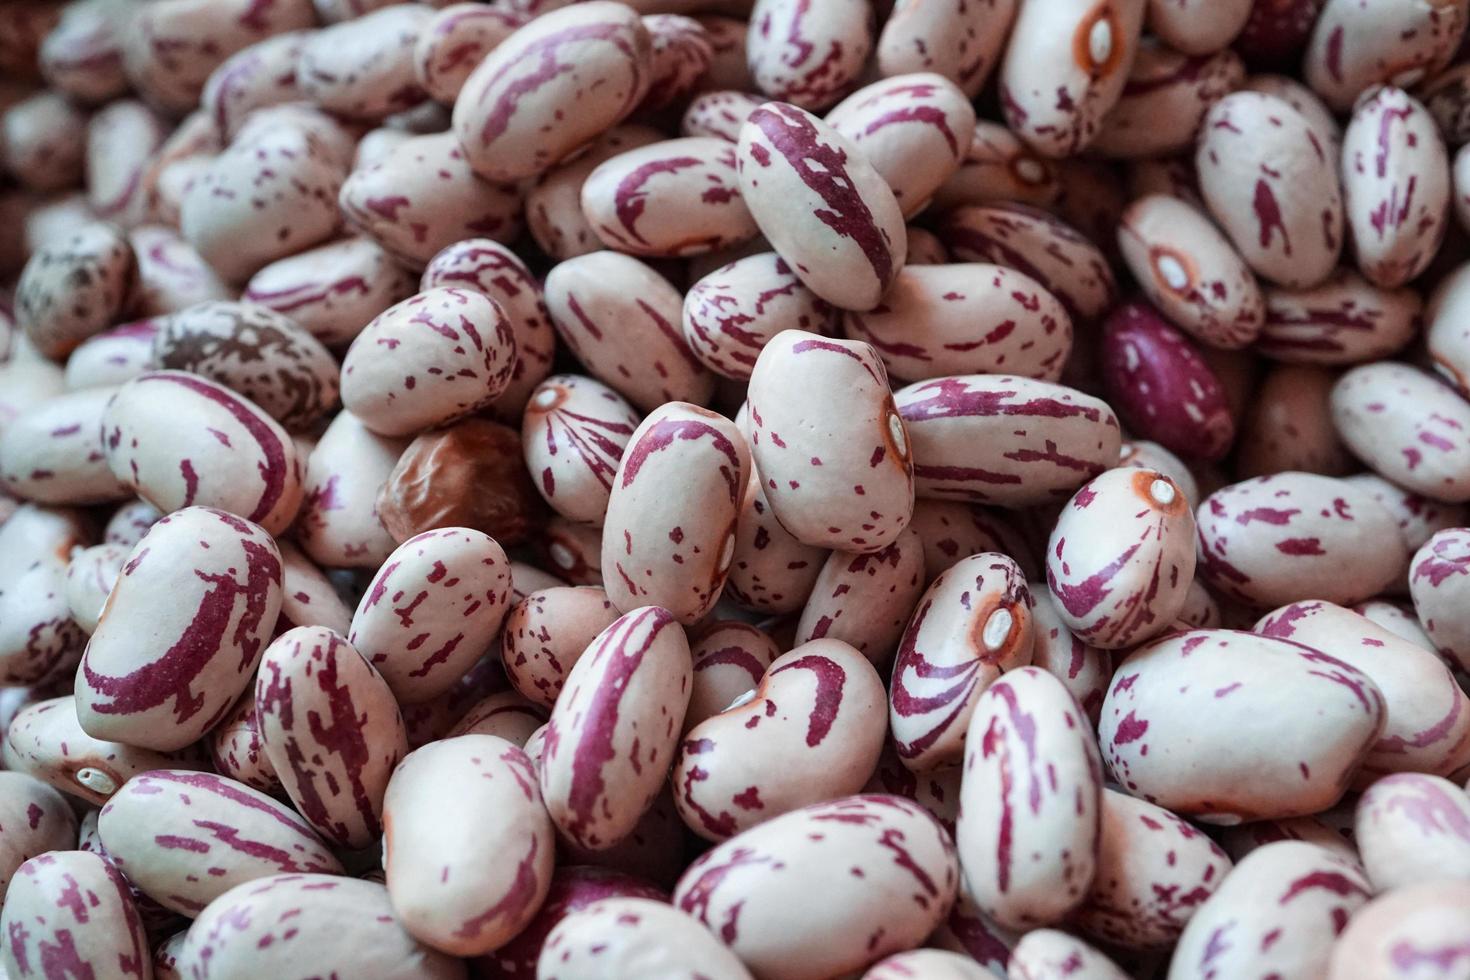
[
  {"left": 447, "top": 690, "right": 547, "bottom": 743},
  {"left": 127, "top": 225, "right": 231, "bottom": 318},
  {"left": 681, "top": 89, "right": 764, "bottom": 142},
  {"left": 1146, "top": 0, "right": 1251, "bottom": 55},
  {"left": 501, "top": 586, "right": 621, "bottom": 710},
  {"left": 1234, "top": 364, "right": 1354, "bottom": 478},
  {"left": 674, "top": 638, "right": 886, "bottom": 840},
  {"left": 1328, "top": 879, "right": 1470, "bottom": 979},
  {"left": 209, "top": 691, "right": 281, "bottom": 793},
  {"left": 298, "top": 5, "right": 430, "bottom": 121},
  {"left": 1304, "top": 0, "right": 1468, "bottom": 111},
  {"left": 414, "top": 5, "right": 525, "bottom": 104},
  {"left": 746, "top": 0, "right": 871, "bottom": 109},
  {"left": 0, "top": 850, "right": 149, "bottom": 979},
  {"left": 200, "top": 31, "right": 311, "bottom": 140},
  {"left": 1332, "top": 361, "right": 1470, "bottom": 502},
  {"left": 1410, "top": 526, "right": 1470, "bottom": 670},
  {"left": 243, "top": 238, "right": 418, "bottom": 348},
  {"left": 0, "top": 91, "right": 88, "bottom": 194},
  {"left": 1008, "top": 930, "right": 1128, "bottom": 980},
  {"left": 0, "top": 387, "right": 129, "bottom": 505},
  {"left": 932, "top": 122, "right": 1062, "bottom": 211},
  {"left": 0, "top": 771, "right": 79, "bottom": 905},
  {"left": 539, "top": 897, "right": 753, "bottom": 979},
  {"left": 63, "top": 319, "right": 161, "bottom": 391},
  {"left": 16, "top": 221, "right": 134, "bottom": 359},
  {"left": 795, "top": 524, "right": 927, "bottom": 664},
  {"left": 39, "top": 0, "right": 131, "bottom": 104},
  {"left": 875, "top": 0, "right": 1015, "bottom": 97},
  {"left": 1355, "top": 772, "right": 1470, "bottom": 892},
  {"left": 682, "top": 251, "right": 835, "bottom": 381},
  {"left": 63, "top": 541, "right": 127, "bottom": 633},
  {"left": 0, "top": 504, "right": 89, "bottom": 685},
  {"left": 683, "top": 620, "right": 781, "bottom": 732},
  {"left": 1092, "top": 43, "right": 1244, "bottom": 160},
  {"left": 526, "top": 125, "right": 665, "bottom": 261},
  {"left": 295, "top": 409, "right": 406, "bottom": 569},
  {"left": 723, "top": 469, "right": 830, "bottom": 614},
  {"left": 1026, "top": 582, "right": 1113, "bottom": 725},
  {"left": 908, "top": 498, "right": 1038, "bottom": 583}
]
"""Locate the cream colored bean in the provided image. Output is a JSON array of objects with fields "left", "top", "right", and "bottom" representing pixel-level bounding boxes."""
[
  {"left": 1147, "top": 0, "right": 1250, "bottom": 55},
  {"left": 0, "top": 851, "right": 148, "bottom": 979},
  {"left": 1092, "top": 42, "right": 1244, "bottom": 160},
  {"left": 1355, "top": 772, "right": 1470, "bottom": 892},
  {"left": 931, "top": 122, "right": 1062, "bottom": 211},
  {"left": 527, "top": 125, "right": 665, "bottom": 260},
  {"left": 746, "top": 0, "right": 870, "bottom": 108},
  {"left": 682, "top": 251, "right": 834, "bottom": 381},
  {"left": 539, "top": 898, "right": 754, "bottom": 980},
  {"left": 1328, "top": 879, "right": 1470, "bottom": 979},
  {"left": 683, "top": 620, "right": 781, "bottom": 732},
  {"left": 723, "top": 468, "right": 830, "bottom": 614},
  {"left": 795, "top": 524, "right": 926, "bottom": 664},
  {"left": 876, "top": 0, "right": 1015, "bottom": 97},
  {"left": 1332, "top": 361, "right": 1470, "bottom": 503},
  {"left": 1009, "top": 931, "right": 1128, "bottom": 980},
  {"left": 63, "top": 542, "right": 126, "bottom": 633},
  {"left": 0, "top": 504, "right": 89, "bottom": 685},
  {"left": 16, "top": 221, "right": 133, "bottom": 359},
  {"left": 414, "top": 5, "right": 525, "bottom": 104},
  {"left": 0, "top": 387, "right": 128, "bottom": 505},
  {"left": 1411, "top": 527, "right": 1470, "bottom": 671},
  {"left": 0, "top": 770, "right": 78, "bottom": 905},
  {"left": 295, "top": 409, "right": 406, "bottom": 569},
  {"left": 1304, "top": 0, "right": 1469, "bottom": 111}
]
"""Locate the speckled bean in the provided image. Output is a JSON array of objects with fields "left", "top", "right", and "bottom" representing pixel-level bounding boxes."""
[
  {"left": 723, "top": 469, "right": 829, "bottom": 613},
  {"left": 1093, "top": 43, "right": 1244, "bottom": 160},
  {"left": 1328, "top": 879, "right": 1470, "bottom": 979},
  {"left": 63, "top": 541, "right": 127, "bottom": 633},
  {"left": 200, "top": 31, "right": 310, "bottom": 140},
  {"left": 1331, "top": 361, "right": 1470, "bottom": 502},
  {"left": 683, "top": 620, "right": 781, "bottom": 731},
  {"left": 295, "top": 408, "right": 406, "bottom": 569},
  {"left": 931, "top": 122, "right": 1062, "bottom": 211},
  {"left": 39, "top": 0, "right": 132, "bottom": 105},
  {"left": 348, "top": 527, "right": 512, "bottom": 703},
  {"left": 907, "top": 498, "right": 1037, "bottom": 583},
  {"left": 0, "top": 387, "right": 128, "bottom": 505},
  {"left": 681, "top": 251, "right": 834, "bottom": 381},
  {"left": 527, "top": 125, "right": 666, "bottom": 260},
  {"left": 1304, "top": 0, "right": 1468, "bottom": 111},
  {"left": 1354, "top": 772, "right": 1470, "bottom": 892},
  {"left": 746, "top": 0, "right": 871, "bottom": 108},
  {"left": 298, "top": 5, "right": 431, "bottom": 121},
  {"left": 64, "top": 319, "right": 161, "bottom": 391},
  {"left": 795, "top": 524, "right": 926, "bottom": 664},
  {"left": 0, "top": 850, "right": 148, "bottom": 980},
  {"left": 243, "top": 237, "right": 418, "bottom": 347},
  {"left": 1258, "top": 268, "right": 1421, "bottom": 364},
  {"left": 127, "top": 225, "right": 231, "bottom": 318},
  {"left": 540, "top": 605, "right": 692, "bottom": 850},
  {"left": 681, "top": 89, "right": 764, "bottom": 141},
  {"left": 209, "top": 692, "right": 280, "bottom": 792},
  {"left": 875, "top": 0, "right": 1014, "bottom": 97},
  {"left": 521, "top": 375, "right": 638, "bottom": 525},
  {"left": 539, "top": 897, "right": 753, "bottom": 979},
  {"left": 414, "top": 5, "right": 525, "bottom": 104},
  {"left": 543, "top": 517, "right": 606, "bottom": 586},
  {"left": 16, "top": 221, "right": 134, "bottom": 359},
  {"left": 1412, "top": 527, "right": 1470, "bottom": 670},
  {"left": 0, "top": 504, "right": 89, "bottom": 684}
]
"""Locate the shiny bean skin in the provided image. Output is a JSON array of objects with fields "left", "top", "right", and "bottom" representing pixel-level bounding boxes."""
[
  {"left": 1167, "top": 841, "right": 1371, "bottom": 980},
  {"left": 243, "top": 238, "right": 419, "bottom": 347},
  {"left": 1331, "top": 361, "right": 1470, "bottom": 503},
  {"left": 63, "top": 319, "right": 162, "bottom": 391},
  {"left": 1341, "top": 474, "right": 1469, "bottom": 561},
  {"left": 1304, "top": 0, "right": 1469, "bottom": 111},
  {"left": 521, "top": 374, "right": 639, "bottom": 524},
  {"left": 77, "top": 506, "right": 282, "bottom": 751},
  {"left": 128, "top": 224, "right": 231, "bottom": 318},
  {"left": 683, "top": 620, "right": 781, "bottom": 732},
  {"left": 735, "top": 102, "right": 908, "bottom": 312},
  {"left": 101, "top": 371, "right": 305, "bottom": 536},
  {"left": 1101, "top": 629, "right": 1386, "bottom": 823},
  {"left": 843, "top": 263, "right": 1072, "bottom": 383},
  {"left": 348, "top": 527, "right": 512, "bottom": 704},
  {"left": 98, "top": 770, "right": 342, "bottom": 916},
  {"left": 958, "top": 666, "right": 1102, "bottom": 930},
  {"left": 540, "top": 606, "right": 692, "bottom": 851},
  {"left": 1235, "top": 364, "right": 1355, "bottom": 479},
  {"left": 446, "top": 690, "right": 547, "bottom": 743},
  {"left": 538, "top": 898, "right": 753, "bottom": 980},
  {"left": 1258, "top": 268, "right": 1421, "bottom": 365},
  {"left": 747, "top": 330, "right": 914, "bottom": 551},
  {"left": 875, "top": 0, "right": 1015, "bottom": 98},
  {"left": 0, "top": 771, "right": 79, "bottom": 904},
  {"left": 0, "top": 850, "right": 149, "bottom": 980},
  {"left": 896, "top": 374, "right": 1122, "bottom": 507},
  {"left": 601, "top": 402, "right": 749, "bottom": 623},
  {"left": 795, "top": 524, "right": 926, "bottom": 665},
  {"left": 932, "top": 122, "right": 1062, "bottom": 211},
  {"left": 1411, "top": 527, "right": 1470, "bottom": 671},
  {"left": 746, "top": 0, "right": 871, "bottom": 109},
  {"left": 255, "top": 626, "right": 407, "bottom": 850},
  {"left": 1092, "top": 43, "right": 1245, "bottom": 160},
  {"left": 1354, "top": 772, "right": 1470, "bottom": 892},
  {"left": 294, "top": 408, "right": 407, "bottom": 570},
  {"left": 0, "top": 504, "right": 90, "bottom": 685},
  {"left": 1117, "top": 440, "right": 1198, "bottom": 506},
  {"left": 63, "top": 542, "right": 127, "bottom": 634},
  {"left": 209, "top": 692, "right": 281, "bottom": 793},
  {"left": 1008, "top": 930, "right": 1128, "bottom": 980},
  {"left": 681, "top": 89, "right": 765, "bottom": 142},
  {"left": 681, "top": 252, "right": 835, "bottom": 381},
  {"left": 15, "top": 221, "right": 134, "bottom": 359},
  {"left": 502, "top": 586, "right": 620, "bottom": 710},
  {"left": 673, "top": 795, "right": 959, "bottom": 980},
  {"left": 1195, "top": 472, "right": 1407, "bottom": 607},
  {"left": 543, "top": 517, "right": 605, "bottom": 586},
  {"left": 722, "top": 469, "right": 830, "bottom": 614},
  {"left": 383, "top": 734, "right": 554, "bottom": 955},
  {"left": 907, "top": 498, "right": 1038, "bottom": 583},
  {"left": 1328, "top": 879, "right": 1470, "bottom": 979},
  {"left": 415, "top": 5, "right": 525, "bottom": 104},
  {"left": 890, "top": 552, "right": 1033, "bottom": 772},
  {"left": 176, "top": 874, "right": 466, "bottom": 980},
  {"left": 199, "top": 32, "right": 310, "bottom": 140},
  {"left": 526, "top": 125, "right": 665, "bottom": 261},
  {"left": 298, "top": 5, "right": 430, "bottom": 121},
  {"left": 0, "top": 387, "right": 128, "bottom": 506},
  {"left": 1026, "top": 582, "right": 1113, "bottom": 725}
]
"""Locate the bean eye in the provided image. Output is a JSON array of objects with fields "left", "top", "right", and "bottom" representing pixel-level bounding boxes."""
[{"left": 1074, "top": 2, "right": 1124, "bottom": 78}]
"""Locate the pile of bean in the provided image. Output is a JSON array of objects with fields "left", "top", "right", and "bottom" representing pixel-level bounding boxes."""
[{"left": 5, "top": 0, "right": 1470, "bottom": 976}]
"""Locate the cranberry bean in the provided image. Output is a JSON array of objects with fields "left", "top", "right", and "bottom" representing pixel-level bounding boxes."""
[
  {"left": 0, "top": 91, "right": 88, "bottom": 194},
  {"left": 276, "top": 541, "right": 353, "bottom": 635},
  {"left": 897, "top": 374, "right": 1122, "bottom": 507},
  {"left": 746, "top": 0, "right": 870, "bottom": 108},
  {"left": 795, "top": 524, "right": 926, "bottom": 664},
  {"left": 1098, "top": 301, "right": 1235, "bottom": 460},
  {"left": 674, "top": 795, "right": 958, "bottom": 979},
  {"left": 875, "top": 0, "right": 1014, "bottom": 97},
  {"left": 560, "top": 782, "right": 689, "bottom": 888},
  {"left": 932, "top": 122, "right": 1062, "bottom": 211},
  {"left": 1304, "top": 0, "right": 1468, "bottom": 111},
  {"left": 0, "top": 771, "right": 77, "bottom": 903},
  {"left": 527, "top": 125, "right": 665, "bottom": 260},
  {"left": 232, "top": 103, "right": 361, "bottom": 174},
  {"left": 447, "top": 690, "right": 546, "bottom": 743},
  {"left": 1236, "top": 364, "right": 1355, "bottom": 478},
  {"left": 0, "top": 504, "right": 89, "bottom": 684},
  {"left": 1007, "top": 930, "right": 1128, "bottom": 980},
  {"left": 998, "top": 0, "right": 1147, "bottom": 158},
  {"left": 1046, "top": 467, "right": 1196, "bottom": 649},
  {"left": 452, "top": 2, "right": 652, "bottom": 182},
  {"left": 1354, "top": 597, "right": 1438, "bottom": 650},
  {"left": 39, "top": 0, "right": 132, "bottom": 105},
  {"left": 295, "top": 409, "right": 406, "bottom": 569},
  {"left": 930, "top": 881, "right": 1020, "bottom": 970},
  {"left": 682, "top": 252, "right": 835, "bottom": 381},
  {"left": 502, "top": 586, "right": 621, "bottom": 710},
  {"left": 1258, "top": 600, "right": 1470, "bottom": 780},
  {"left": 543, "top": 517, "right": 606, "bottom": 586},
  {"left": 1126, "top": 154, "right": 1204, "bottom": 207},
  {"left": 98, "top": 770, "right": 341, "bottom": 915},
  {"left": 76, "top": 506, "right": 281, "bottom": 750},
  {"left": 298, "top": 6, "right": 430, "bottom": 121},
  {"left": 1342, "top": 86, "right": 1451, "bottom": 287},
  {"left": 200, "top": 32, "right": 310, "bottom": 140},
  {"left": 640, "top": 15, "right": 713, "bottom": 111},
  {"left": 890, "top": 552, "right": 1032, "bottom": 771},
  {"left": 540, "top": 606, "right": 692, "bottom": 850},
  {"left": 747, "top": 330, "right": 914, "bottom": 550},
  {"left": 243, "top": 238, "right": 417, "bottom": 348},
  {"left": 1094, "top": 43, "right": 1244, "bottom": 160},
  {"left": 844, "top": 263, "right": 1072, "bottom": 382},
  {"left": 16, "top": 221, "right": 134, "bottom": 359},
  {"left": 1328, "top": 879, "right": 1470, "bottom": 978},
  {"left": 736, "top": 102, "right": 907, "bottom": 312},
  {"left": 422, "top": 238, "right": 556, "bottom": 417},
  {"left": 1025, "top": 581, "right": 1112, "bottom": 725},
  {"left": 341, "top": 287, "right": 516, "bottom": 437},
  {"left": 349, "top": 527, "right": 512, "bottom": 704},
  {"left": 864, "top": 739, "right": 961, "bottom": 836},
  {"left": 176, "top": 874, "right": 466, "bottom": 980},
  {"left": 683, "top": 620, "right": 781, "bottom": 731},
  {"left": 86, "top": 100, "right": 167, "bottom": 230},
  {"left": 1218, "top": 813, "right": 1361, "bottom": 867},
  {"left": 153, "top": 932, "right": 187, "bottom": 980},
  {"left": 0, "top": 387, "right": 128, "bottom": 505},
  {"left": 0, "top": 851, "right": 148, "bottom": 979},
  {"left": 209, "top": 692, "right": 281, "bottom": 793},
  {"left": 1332, "top": 361, "right": 1470, "bottom": 502},
  {"left": 1170, "top": 840, "right": 1371, "bottom": 979},
  {"left": 64, "top": 542, "right": 127, "bottom": 633},
  {"left": 1410, "top": 527, "right": 1470, "bottom": 670},
  {"left": 681, "top": 90, "right": 764, "bottom": 141},
  {"left": 1242, "top": 71, "right": 1344, "bottom": 155},
  {"left": 908, "top": 499, "right": 1037, "bottom": 583},
  {"left": 127, "top": 225, "right": 231, "bottom": 318},
  {"left": 414, "top": 5, "right": 525, "bottom": 104},
  {"left": 1103, "top": 628, "right": 1386, "bottom": 822},
  {"left": 382, "top": 734, "right": 553, "bottom": 955},
  {"left": 539, "top": 897, "right": 753, "bottom": 979},
  {"left": 957, "top": 667, "right": 1101, "bottom": 930},
  {"left": 544, "top": 251, "right": 715, "bottom": 412},
  {"left": 723, "top": 469, "right": 829, "bottom": 613},
  {"left": 1196, "top": 91, "right": 1344, "bottom": 288},
  {"left": 64, "top": 319, "right": 161, "bottom": 391},
  {"left": 1258, "top": 268, "right": 1421, "bottom": 364},
  {"left": 1147, "top": 0, "right": 1250, "bottom": 54},
  {"left": 102, "top": 371, "right": 305, "bottom": 535},
  {"left": 1354, "top": 772, "right": 1470, "bottom": 892},
  {"left": 181, "top": 125, "right": 344, "bottom": 284},
  {"left": 521, "top": 375, "right": 638, "bottom": 525},
  {"left": 1196, "top": 472, "right": 1405, "bottom": 606}
]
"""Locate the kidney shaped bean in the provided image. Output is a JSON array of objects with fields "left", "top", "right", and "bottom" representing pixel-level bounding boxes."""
[
  {"left": 0, "top": 771, "right": 78, "bottom": 902},
  {"left": 0, "top": 850, "right": 148, "bottom": 980},
  {"left": 539, "top": 897, "right": 753, "bottom": 980}
]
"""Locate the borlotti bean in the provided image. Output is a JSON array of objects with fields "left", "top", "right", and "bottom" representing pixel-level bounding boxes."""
[
  {"left": 1168, "top": 841, "right": 1372, "bottom": 980},
  {"left": 63, "top": 542, "right": 127, "bottom": 634},
  {"left": 997, "top": 0, "right": 1146, "bottom": 158},
  {"left": 1007, "top": 930, "right": 1128, "bottom": 980},
  {"left": 908, "top": 499, "right": 1038, "bottom": 581},
  {"left": 843, "top": 263, "right": 1072, "bottom": 383},
  {"left": 683, "top": 620, "right": 781, "bottom": 731},
  {"left": 1305, "top": 0, "right": 1469, "bottom": 112},
  {"left": 1354, "top": 772, "right": 1470, "bottom": 892},
  {"left": 0, "top": 386, "right": 127, "bottom": 505},
  {"left": 957, "top": 667, "right": 1102, "bottom": 931},
  {"left": 1258, "top": 268, "right": 1421, "bottom": 365},
  {"left": 674, "top": 638, "right": 886, "bottom": 841},
  {"left": 601, "top": 401, "right": 749, "bottom": 623},
  {"left": 348, "top": 527, "right": 512, "bottom": 704},
  {"left": 543, "top": 517, "right": 605, "bottom": 585},
  {"left": 540, "top": 606, "right": 691, "bottom": 849},
  {"left": 682, "top": 90, "right": 765, "bottom": 142},
  {"left": 681, "top": 252, "right": 834, "bottom": 380},
  {"left": 724, "top": 470, "right": 829, "bottom": 613},
  {"left": 896, "top": 374, "right": 1122, "bottom": 507},
  {"left": 98, "top": 769, "right": 342, "bottom": 916},
  {"left": 446, "top": 690, "right": 546, "bottom": 742},
  {"left": 1195, "top": 471, "right": 1407, "bottom": 606},
  {"left": 1117, "top": 440, "right": 1198, "bottom": 505},
  {"left": 1196, "top": 91, "right": 1344, "bottom": 289},
  {"left": 1332, "top": 361, "right": 1470, "bottom": 503},
  {"left": 0, "top": 771, "right": 79, "bottom": 907},
  {"left": 0, "top": 91, "right": 87, "bottom": 195},
  {"left": 1235, "top": 364, "right": 1355, "bottom": 479},
  {"left": 934, "top": 203, "right": 1117, "bottom": 322},
  {"left": 243, "top": 238, "right": 418, "bottom": 347},
  {"left": 414, "top": 5, "right": 525, "bottom": 104},
  {"left": 745, "top": 0, "right": 869, "bottom": 109},
  {"left": 1026, "top": 583, "right": 1113, "bottom": 724},
  {"left": 580, "top": 136, "right": 755, "bottom": 258},
  {"left": 526, "top": 125, "right": 665, "bottom": 260},
  {"left": 1411, "top": 526, "right": 1470, "bottom": 669},
  {"left": 383, "top": 734, "right": 553, "bottom": 956},
  {"left": 200, "top": 31, "right": 310, "bottom": 140},
  {"left": 77, "top": 507, "right": 281, "bottom": 751},
  {"left": 452, "top": 2, "right": 652, "bottom": 183},
  {"left": 0, "top": 504, "right": 90, "bottom": 685},
  {"left": 541, "top": 898, "right": 755, "bottom": 979},
  {"left": 177, "top": 874, "right": 466, "bottom": 980},
  {"left": 1091, "top": 44, "right": 1245, "bottom": 161},
  {"left": 543, "top": 250, "right": 715, "bottom": 412},
  {"left": 210, "top": 692, "right": 281, "bottom": 792},
  {"left": 15, "top": 221, "right": 134, "bottom": 359},
  {"left": 890, "top": 552, "right": 1034, "bottom": 771},
  {"left": 295, "top": 408, "right": 407, "bottom": 569},
  {"left": 502, "top": 587, "right": 620, "bottom": 710},
  {"left": 794, "top": 525, "right": 926, "bottom": 663},
  {"left": 0, "top": 850, "right": 148, "bottom": 980},
  {"left": 521, "top": 375, "right": 637, "bottom": 525},
  {"left": 735, "top": 102, "right": 908, "bottom": 312},
  {"left": 1328, "top": 879, "right": 1470, "bottom": 979},
  {"left": 932, "top": 122, "right": 1062, "bottom": 212},
  {"left": 101, "top": 371, "right": 305, "bottom": 536},
  {"left": 128, "top": 224, "right": 231, "bottom": 318},
  {"left": 1101, "top": 629, "right": 1387, "bottom": 823},
  {"left": 64, "top": 319, "right": 161, "bottom": 391}
]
